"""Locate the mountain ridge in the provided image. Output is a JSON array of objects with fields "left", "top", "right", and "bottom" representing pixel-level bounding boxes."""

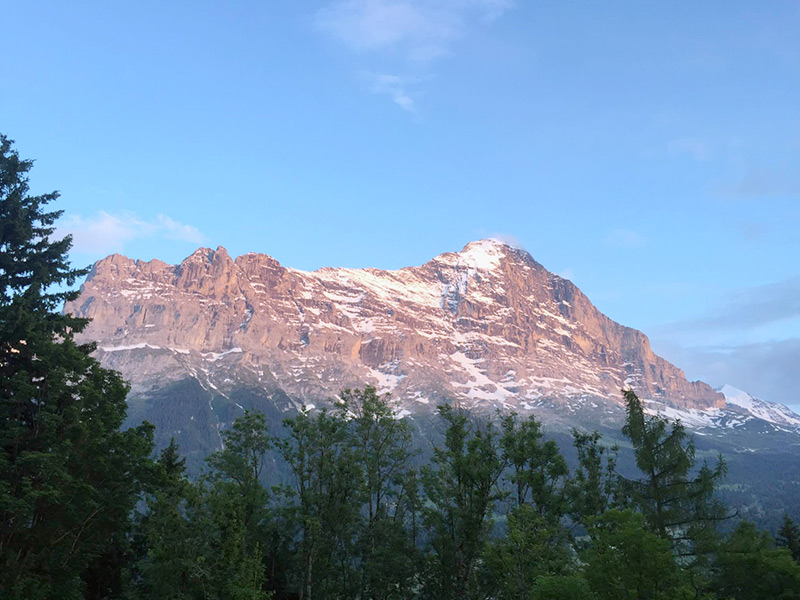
[{"left": 68, "top": 239, "right": 724, "bottom": 421}]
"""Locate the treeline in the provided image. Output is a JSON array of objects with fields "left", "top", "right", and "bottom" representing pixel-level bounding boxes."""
[
  {"left": 3, "top": 133, "right": 800, "bottom": 600},
  {"left": 123, "top": 390, "right": 800, "bottom": 600}
]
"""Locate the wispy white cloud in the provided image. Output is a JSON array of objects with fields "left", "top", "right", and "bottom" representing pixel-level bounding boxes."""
[
  {"left": 720, "top": 168, "right": 800, "bottom": 199},
  {"left": 653, "top": 337, "right": 800, "bottom": 410},
  {"left": 487, "top": 232, "right": 524, "bottom": 249},
  {"left": 663, "top": 277, "right": 800, "bottom": 332},
  {"left": 57, "top": 211, "right": 206, "bottom": 255},
  {"left": 668, "top": 137, "right": 711, "bottom": 161},
  {"left": 604, "top": 228, "right": 646, "bottom": 248},
  {"left": 363, "top": 72, "right": 420, "bottom": 111},
  {"left": 315, "top": 0, "right": 513, "bottom": 109},
  {"left": 558, "top": 267, "right": 575, "bottom": 281},
  {"left": 316, "top": 0, "right": 512, "bottom": 60}
]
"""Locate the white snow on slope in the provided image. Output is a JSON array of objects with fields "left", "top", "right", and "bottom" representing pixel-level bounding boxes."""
[
  {"left": 720, "top": 384, "right": 800, "bottom": 428},
  {"left": 100, "top": 343, "right": 190, "bottom": 354},
  {"left": 642, "top": 400, "right": 725, "bottom": 429},
  {"left": 458, "top": 239, "right": 506, "bottom": 271}
]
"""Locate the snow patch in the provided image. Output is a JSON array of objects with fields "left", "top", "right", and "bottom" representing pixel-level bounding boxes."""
[
  {"left": 720, "top": 384, "right": 800, "bottom": 428},
  {"left": 203, "top": 347, "right": 244, "bottom": 361},
  {"left": 100, "top": 343, "right": 161, "bottom": 352},
  {"left": 458, "top": 239, "right": 506, "bottom": 271}
]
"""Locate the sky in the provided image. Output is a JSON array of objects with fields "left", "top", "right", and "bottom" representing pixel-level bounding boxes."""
[{"left": 3, "top": 1, "right": 799, "bottom": 409}]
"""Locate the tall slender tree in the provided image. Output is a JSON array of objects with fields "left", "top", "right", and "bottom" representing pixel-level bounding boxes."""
[
  {"left": 337, "top": 387, "right": 419, "bottom": 600},
  {"left": 0, "top": 134, "right": 154, "bottom": 599},
  {"left": 566, "top": 429, "right": 620, "bottom": 526},
  {"left": 498, "top": 412, "right": 568, "bottom": 518},
  {"left": 422, "top": 405, "right": 505, "bottom": 600},
  {"left": 778, "top": 514, "right": 800, "bottom": 564},
  {"left": 274, "top": 406, "right": 361, "bottom": 600},
  {"left": 620, "top": 389, "right": 726, "bottom": 560}
]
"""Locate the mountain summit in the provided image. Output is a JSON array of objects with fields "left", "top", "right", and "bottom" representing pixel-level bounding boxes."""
[{"left": 67, "top": 239, "right": 723, "bottom": 431}]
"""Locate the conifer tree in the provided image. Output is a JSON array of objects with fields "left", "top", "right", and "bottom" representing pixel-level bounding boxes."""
[
  {"left": 620, "top": 389, "right": 726, "bottom": 559},
  {"left": 134, "top": 439, "right": 199, "bottom": 599},
  {"left": 0, "top": 134, "right": 154, "bottom": 599},
  {"left": 778, "top": 513, "right": 800, "bottom": 563}
]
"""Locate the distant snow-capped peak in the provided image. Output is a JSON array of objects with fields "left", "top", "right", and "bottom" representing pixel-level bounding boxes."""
[{"left": 719, "top": 384, "right": 800, "bottom": 428}]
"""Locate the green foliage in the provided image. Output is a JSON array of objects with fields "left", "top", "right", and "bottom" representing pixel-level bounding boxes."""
[
  {"left": 135, "top": 440, "right": 201, "bottom": 599},
  {"left": 778, "top": 513, "right": 800, "bottom": 563},
  {"left": 207, "top": 410, "right": 271, "bottom": 531},
  {"left": 529, "top": 575, "right": 593, "bottom": 600},
  {"left": 0, "top": 134, "right": 155, "bottom": 599},
  {"left": 337, "top": 387, "right": 420, "bottom": 600},
  {"left": 711, "top": 521, "right": 800, "bottom": 600},
  {"left": 567, "top": 429, "right": 620, "bottom": 525},
  {"left": 480, "top": 413, "right": 575, "bottom": 599},
  {"left": 583, "top": 509, "right": 691, "bottom": 600},
  {"left": 620, "top": 389, "right": 726, "bottom": 558},
  {"left": 275, "top": 405, "right": 362, "bottom": 599},
  {"left": 499, "top": 412, "right": 568, "bottom": 518},
  {"left": 422, "top": 404, "right": 505, "bottom": 600},
  {"left": 134, "top": 428, "right": 270, "bottom": 599},
  {"left": 482, "top": 504, "right": 573, "bottom": 600}
]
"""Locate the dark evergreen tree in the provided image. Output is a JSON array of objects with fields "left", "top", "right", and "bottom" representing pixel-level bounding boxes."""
[
  {"left": 0, "top": 134, "right": 155, "bottom": 599},
  {"left": 135, "top": 422, "right": 270, "bottom": 600},
  {"left": 134, "top": 439, "right": 200, "bottom": 599},
  {"left": 620, "top": 389, "right": 726, "bottom": 559},
  {"left": 778, "top": 513, "right": 800, "bottom": 564}
]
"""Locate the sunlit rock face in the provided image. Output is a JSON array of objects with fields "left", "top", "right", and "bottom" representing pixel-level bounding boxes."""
[{"left": 66, "top": 239, "right": 723, "bottom": 416}]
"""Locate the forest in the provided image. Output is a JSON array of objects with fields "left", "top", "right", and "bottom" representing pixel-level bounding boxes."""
[{"left": 3, "top": 135, "right": 800, "bottom": 600}]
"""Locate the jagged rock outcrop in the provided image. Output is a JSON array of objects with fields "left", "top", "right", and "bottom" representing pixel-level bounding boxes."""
[{"left": 66, "top": 239, "right": 723, "bottom": 415}]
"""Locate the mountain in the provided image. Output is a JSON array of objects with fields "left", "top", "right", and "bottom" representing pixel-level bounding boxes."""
[
  {"left": 65, "top": 239, "right": 800, "bottom": 527},
  {"left": 719, "top": 384, "right": 800, "bottom": 431},
  {"left": 66, "top": 239, "right": 724, "bottom": 424}
]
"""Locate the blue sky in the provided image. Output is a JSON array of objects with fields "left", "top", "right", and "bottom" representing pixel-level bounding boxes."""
[{"left": 3, "top": 1, "right": 799, "bottom": 408}]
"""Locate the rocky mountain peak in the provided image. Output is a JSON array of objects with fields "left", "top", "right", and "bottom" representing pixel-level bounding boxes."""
[{"left": 66, "top": 240, "right": 724, "bottom": 422}]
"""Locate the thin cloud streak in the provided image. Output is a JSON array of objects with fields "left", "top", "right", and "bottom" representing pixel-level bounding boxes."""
[
  {"left": 667, "top": 137, "right": 711, "bottom": 161},
  {"left": 657, "top": 337, "right": 800, "bottom": 409},
  {"left": 315, "top": 0, "right": 514, "bottom": 109},
  {"left": 316, "top": 0, "right": 513, "bottom": 60},
  {"left": 364, "top": 72, "right": 419, "bottom": 111},
  {"left": 57, "top": 211, "right": 206, "bottom": 255},
  {"left": 719, "top": 169, "right": 800, "bottom": 199},
  {"left": 605, "top": 228, "right": 646, "bottom": 248},
  {"left": 664, "top": 277, "right": 800, "bottom": 332}
]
